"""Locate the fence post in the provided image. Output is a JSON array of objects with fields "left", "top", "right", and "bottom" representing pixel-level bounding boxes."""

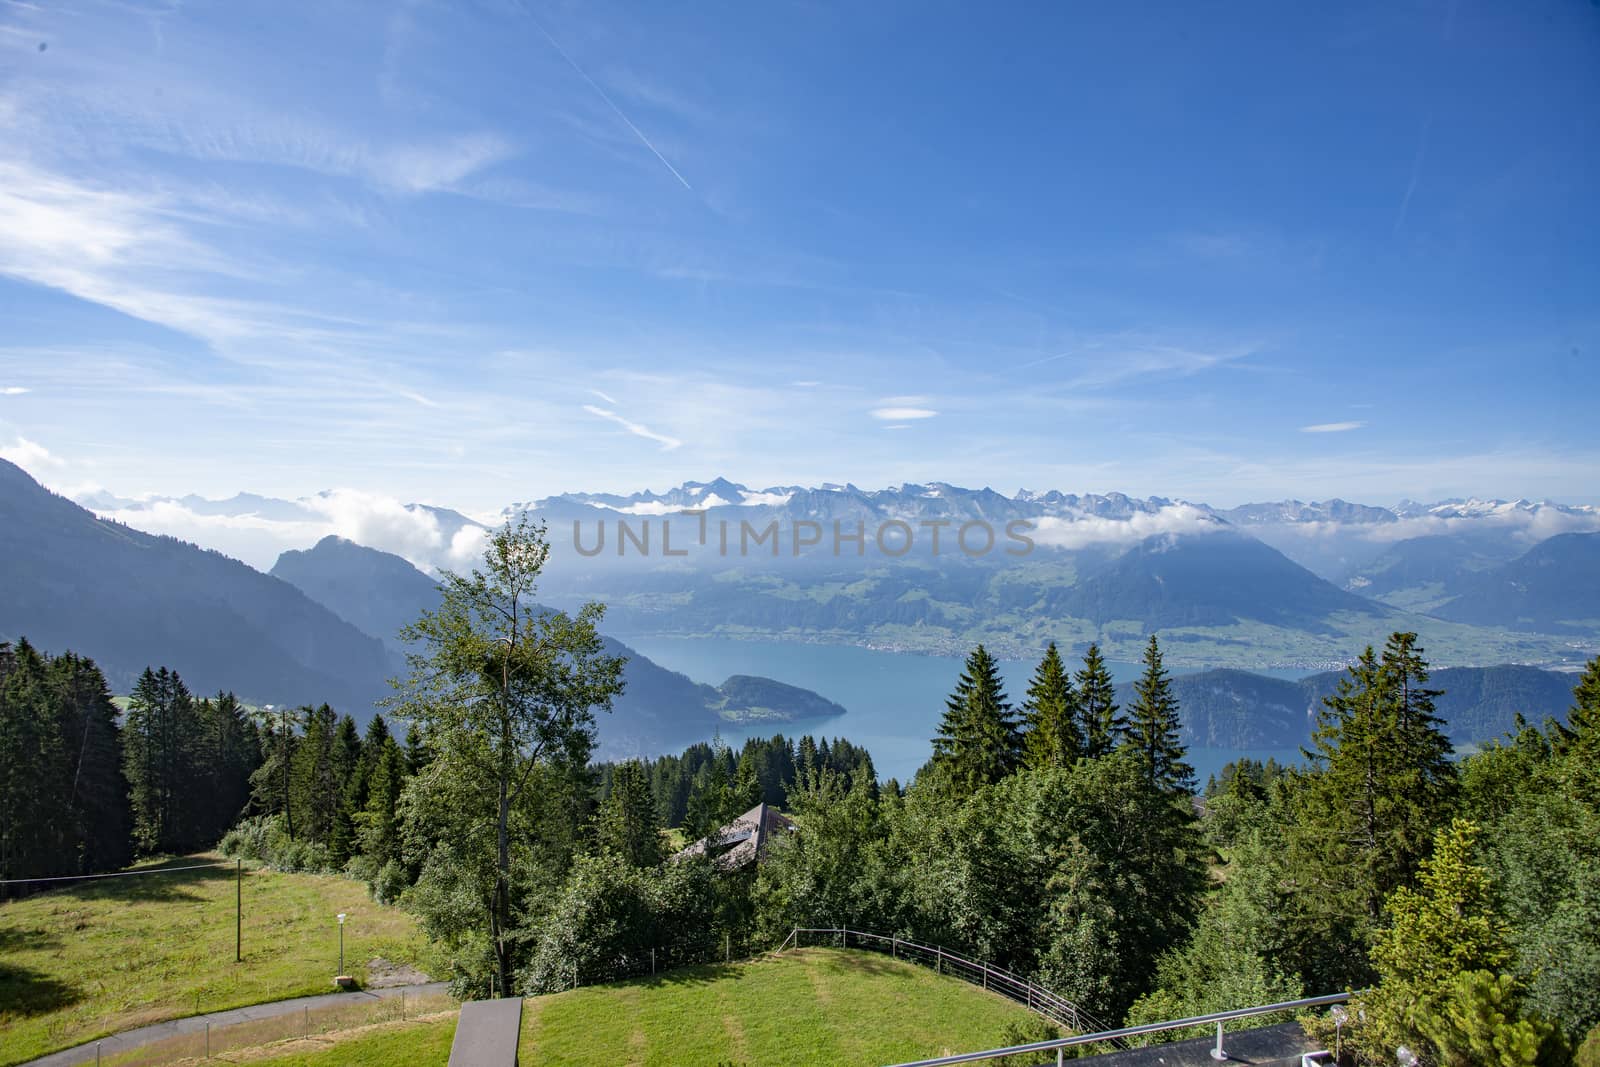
[
  {"left": 1213, "top": 1020, "right": 1226, "bottom": 1060},
  {"left": 936, "top": 948, "right": 942, "bottom": 975},
  {"left": 401, "top": 990, "right": 406, "bottom": 1020},
  {"left": 652, "top": 947, "right": 656, "bottom": 974},
  {"left": 206, "top": 1022, "right": 210, "bottom": 1059},
  {"left": 892, "top": 936, "right": 898, "bottom": 959},
  {"left": 725, "top": 932, "right": 731, "bottom": 962}
]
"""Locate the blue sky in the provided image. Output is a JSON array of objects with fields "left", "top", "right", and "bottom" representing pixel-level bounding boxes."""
[{"left": 1, "top": 0, "right": 1596, "bottom": 513}]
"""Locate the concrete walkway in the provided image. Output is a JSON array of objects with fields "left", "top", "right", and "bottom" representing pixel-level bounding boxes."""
[{"left": 19, "top": 982, "right": 450, "bottom": 1067}]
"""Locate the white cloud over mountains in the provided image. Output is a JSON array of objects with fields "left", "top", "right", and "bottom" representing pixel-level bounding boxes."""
[
  {"left": 87, "top": 490, "right": 489, "bottom": 573},
  {"left": 1029, "top": 504, "right": 1224, "bottom": 550}
]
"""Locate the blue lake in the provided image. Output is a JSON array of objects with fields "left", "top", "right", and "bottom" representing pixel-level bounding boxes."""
[{"left": 617, "top": 635, "right": 1311, "bottom": 785}]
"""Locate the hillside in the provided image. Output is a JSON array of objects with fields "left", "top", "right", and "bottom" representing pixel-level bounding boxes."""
[
  {"left": 0, "top": 855, "right": 428, "bottom": 1066},
  {"left": 268, "top": 537, "right": 847, "bottom": 755},
  {"left": 1343, "top": 530, "right": 1525, "bottom": 609},
  {"left": 192, "top": 948, "right": 1042, "bottom": 1067},
  {"left": 0, "top": 461, "right": 396, "bottom": 712},
  {"left": 1129, "top": 663, "right": 1582, "bottom": 748},
  {"left": 1433, "top": 532, "right": 1600, "bottom": 634},
  {"left": 1051, "top": 530, "right": 1395, "bottom": 633}
]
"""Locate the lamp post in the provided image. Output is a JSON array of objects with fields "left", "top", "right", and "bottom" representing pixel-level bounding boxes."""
[
  {"left": 337, "top": 913, "right": 347, "bottom": 977},
  {"left": 1330, "top": 1005, "right": 1347, "bottom": 1062},
  {"left": 1396, "top": 1047, "right": 1418, "bottom": 1067}
]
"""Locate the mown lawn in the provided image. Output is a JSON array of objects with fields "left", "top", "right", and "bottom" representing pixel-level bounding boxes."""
[
  {"left": 219, "top": 948, "right": 1039, "bottom": 1066},
  {"left": 0, "top": 855, "right": 428, "bottom": 1066}
]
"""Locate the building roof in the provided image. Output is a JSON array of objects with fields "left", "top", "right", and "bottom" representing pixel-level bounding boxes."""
[{"left": 673, "top": 802, "right": 797, "bottom": 870}]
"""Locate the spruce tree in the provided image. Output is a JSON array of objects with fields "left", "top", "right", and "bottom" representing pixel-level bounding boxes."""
[
  {"left": 1283, "top": 635, "right": 1458, "bottom": 989},
  {"left": 1022, "top": 642, "right": 1084, "bottom": 770},
  {"left": 1561, "top": 655, "right": 1600, "bottom": 806},
  {"left": 1126, "top": 635, "right": 1194, "bottom": 794},
  {"left": 124, "top": 666, "right": 200, "bottom": 853},
  {"left": 328, "top": 714, "right": 363, "bottom": 864},
  {"left": 596, "top": 760, "right": 663, "bottom": 866},
  {"left": 48, "top": 652, "right": 133, "bottom": 873},
  {"left": 1075, "top": 643, "right": 1124, "bottom": 759},
  {"left": 0, "top": 641, "right": 54, "bottom": 878},
  {"left": 290, "top": 704, "right": 340, "bottom": 845},
  {"left": 930, "top": 644, "right": 1021, "bottom": 790},
  {"left": 358, "top": 736, "right": 408, "bottom": 872}
]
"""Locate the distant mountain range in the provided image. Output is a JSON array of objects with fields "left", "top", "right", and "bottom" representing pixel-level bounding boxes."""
[
  {"left": 1132, "top": 663, "right": 1581, "bottom": 751},
  {"left": 63, "top": 473, "right": 1600, "bottom": 669},
  {"left": 0, "top": 462, "right": 846, "bottom": 755},
  {"left": 0, "top": 461, "right": 395, "bottom": 710},
  {"left": 269, "top": 535, "right": 847, "bottom": 754}
]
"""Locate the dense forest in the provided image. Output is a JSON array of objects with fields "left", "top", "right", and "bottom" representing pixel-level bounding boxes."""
[
  {"left": 0, "top": 642, "right": 260, "bottom": 883},
  {"left": 5, "top": 516, "right": 1599, "bottom": 1065}
]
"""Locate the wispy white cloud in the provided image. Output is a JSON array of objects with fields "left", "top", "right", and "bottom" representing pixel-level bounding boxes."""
[
  {"left": 1, "top": 386, "right": 28, "bottom": 396},
  {"left": 1301, "top": 421, "right": 1364, "bottom": 434},
  {"left": 0, "top": 435, "right": 61, "bottom": 469},
  {"left": 1017, "top": 337, "right": 1258, "bottom": 390},
  {"left": 1031, "top": 504, "right": 1224, "bottom": 550},
  {"left": 871, "top": 406, "right": 937, "bottom": 420},
  {"left": 582, "top": 404, "right": 683, "bottom": 450}
]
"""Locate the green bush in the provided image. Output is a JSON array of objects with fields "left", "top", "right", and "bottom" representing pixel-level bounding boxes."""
[
  {"left": 217, "top": 813, "right": 335, "bottom": 873},
  {"left": 1576, "top": 1023, "right": 1600, "bottom": 1067},
  {"left": 518, "top": 852, "right": 723, "bottom": 994}
]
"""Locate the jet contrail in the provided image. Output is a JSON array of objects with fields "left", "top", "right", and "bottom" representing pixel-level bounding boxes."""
[
  {"left": 1394, "top": 112, "right": 1431, "bottom": 236},
  {"left": 522, "top": 6, "right": 693, "bottom": 192}
]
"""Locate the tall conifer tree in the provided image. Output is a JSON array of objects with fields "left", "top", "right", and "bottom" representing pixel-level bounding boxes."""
[
  {"left": 931, "top": 644, "right": 1021, "bottom": 789},
  {"left": 1126, "top": 635, "right": 1194, "bottom": 794},
  {"left": 1022, "top": 642, "right": 1084, "bottom": 770},
  {"left": 1076, "top": 643, "right": 1124, "bottom": 759}
]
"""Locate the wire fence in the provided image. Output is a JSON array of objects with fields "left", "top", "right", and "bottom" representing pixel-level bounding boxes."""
[
  {"left": 89, "top": 989, "right": 456, "bottom": 1067},
  {"left": 781, "top": 928, "right": 1127, "bottom": 1051},
  {"left": 555, "top": 928, "right": 769, "bottom": 992}
]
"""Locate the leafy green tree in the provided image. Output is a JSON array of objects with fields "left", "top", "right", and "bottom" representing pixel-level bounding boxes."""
[
  {"left": 248, "top": 706, "right": 301, "bottom": 836},
  {"left": 754, "top": 761, "right": 888, "bottom": 941},
  {"left": 1124, "top": 635, "right": 1194, "bottom": 794},
  {"left": 1127, "top": 819, "right": 1302, "bottom": 1034},
  {"left": 1021, "top": 643, "right": 1083, "bottom": 770},
  {"left": 596, "top": 760, "right": 663, "bottom": 867},
  {"left": 1030, "top": 752, "right": 1207, "bottom": 1022},
  {"left": 519, "top": 851, "right": 720, "bottom": 992},
  {"left": 391, "top": 516, "right": 625, "bottom": 996},
  {"left": 1486, "top": 780, "right": 1600, "bottom": 1039},
  {"left": 1075, "top": 643, "right": 1123, "bottom": 759},
  {"left": 930, "top": 645, "right": 1021, "bottom": 790}
]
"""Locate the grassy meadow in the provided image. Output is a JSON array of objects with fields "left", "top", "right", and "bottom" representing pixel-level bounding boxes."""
[
  {"left": 141, "top": 948, "right": 1042, "bottom": 1067},
  {"left": 0, "top": 855, "right": 428, "bottom": 1066}
]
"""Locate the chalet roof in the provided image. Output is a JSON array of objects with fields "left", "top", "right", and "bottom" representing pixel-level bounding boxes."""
[{"left": 673, "top": 801, "right": 797, "bottom": 870}]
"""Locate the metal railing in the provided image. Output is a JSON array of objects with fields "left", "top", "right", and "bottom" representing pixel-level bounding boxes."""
[
  {"left": 879, "top": 990, "right": 1355, "bottom": 1067},
  {"left": 780, "top": 928, "right": 1122, "bottom": 1045}
]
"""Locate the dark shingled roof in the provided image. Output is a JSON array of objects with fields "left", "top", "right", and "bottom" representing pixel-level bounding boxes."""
[{"left": 673, "top": 801, "right": 797, "bottom": 870}]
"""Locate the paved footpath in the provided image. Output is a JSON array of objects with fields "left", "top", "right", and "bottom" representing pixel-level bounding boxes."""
[{"left": 20, "top": 982, "right": 450, "bottom": 1067}]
